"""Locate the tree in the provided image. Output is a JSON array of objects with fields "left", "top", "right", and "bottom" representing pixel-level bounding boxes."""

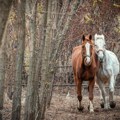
[
  {"left": 0, "top": 16, "right": 8, "bottom": 120},
  {"left": 24, "top": 0, "right": 37, "bottom": 120},
  {"left": 11, "top": 0, "right": 26, "bottom": 120},
  {"left": 38, "top": 0, "right": 81, "bottom": 119},
  {"left": 0, "top": 0, "right": 13, "bottom": 119},
  {"left": 0, "top": 0, "right": 13, "bottom": 45}
]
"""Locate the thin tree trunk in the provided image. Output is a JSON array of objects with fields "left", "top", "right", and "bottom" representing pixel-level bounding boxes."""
[
  {"left": 37, "top": 0, "right": 55, "bottom": 119},
  {"left": 0, "top": 0, "right": 13, "bottom": 45},
  {"left": 32, "top": 1, "right": 49, "bottom": 119},
  {"left": 0, "top": 13, "right": 8, "bottom": 120},
  {"left": 11, "top": 0, "right": 26, "bottom": 120},
  {"left": 35, "top": 0, "right": 49, "bottom": 82},
  {"left": 46, "top": 0, "right": 60, "bottom": 107},
  {"left": 24, "top": 0, "right": 37, "bottom": 120}
]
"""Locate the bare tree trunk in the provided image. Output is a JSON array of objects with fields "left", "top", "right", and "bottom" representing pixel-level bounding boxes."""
[
  {"left": 11, "top": 0, "right": 26, "bottom": 120},
  {"left": 38, "top": 0, "right": 51, "bottom": 119},
  {"left": 0, "top": 1, "right": 12, "bottom": 119},
  {"left": 24, "top": 0, "right": 37, "bottom": 120},
  {"left": 46, "top": 0, "right": 60, "bottom": 107},
  {"left": 30, "top": 1, "right": 50, "bottom": 119},
  {"left": 0, "top": 0, "right": 13, "bottom": 45},
  {"left": 0, "top": 19, "right": 8, "bottom": 109},
  {"left": 35, "top": 0, "right": 49, "bottom": 83},
  {"left": 0, "top": 14, "right": 8, "bottom": 120}
]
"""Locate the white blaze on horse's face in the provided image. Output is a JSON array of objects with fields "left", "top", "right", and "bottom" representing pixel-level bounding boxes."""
[
  {"left": 94, "top": 34, "right": 106, "bottom": 62},
  {"left": 85, "top": 42, "right": 91, "bottom": 65}
]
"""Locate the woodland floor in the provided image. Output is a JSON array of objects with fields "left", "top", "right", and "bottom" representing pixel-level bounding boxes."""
[
  {"left": 2, "top": 87, "right": 120, "bottom": 120},
  {"left": 45, "top": 87, "right": 120, "bottom": 120}
]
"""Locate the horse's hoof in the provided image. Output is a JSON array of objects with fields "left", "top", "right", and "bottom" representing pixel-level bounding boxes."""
[
  {"left": 110, "top": 101, "right": 116, "bottom": 108},
  {"left": 88, "top": 105, "right": 94, "bottom": 112},
  {"left": 77, "top": 106, "right": 84, "bottom": 111},
  {"left": 100, "top": 102, "right": 104, "bottom": 108}
]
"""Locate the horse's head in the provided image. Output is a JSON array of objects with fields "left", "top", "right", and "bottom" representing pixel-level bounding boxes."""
[
  {"left": 82, "top": 35, "right": 94, "bottom": 66},
  {"left": 94, "top": 34, "right": 106, "bottom": 62}
]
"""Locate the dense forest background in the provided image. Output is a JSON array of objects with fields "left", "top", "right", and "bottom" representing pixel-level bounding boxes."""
[{"left": 0, "top": 0, "right": 119, "bottom": 120}]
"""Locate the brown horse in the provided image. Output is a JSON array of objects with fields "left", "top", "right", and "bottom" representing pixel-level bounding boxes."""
[{"left": 72, "top": 35, "right": 98, "bottom": 112}]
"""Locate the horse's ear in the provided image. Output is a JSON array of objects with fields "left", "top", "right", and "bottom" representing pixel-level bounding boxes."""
[
  {"left": 82, "top": 35, "right": 85, "bottom": 41},
  {"left": 89, "top": 35, "right": 92, "bottom": 40}
]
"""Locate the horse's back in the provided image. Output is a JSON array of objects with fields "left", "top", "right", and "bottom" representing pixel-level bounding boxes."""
[{"left": 106, "top": 50, "right": 119, "bottom": 75}]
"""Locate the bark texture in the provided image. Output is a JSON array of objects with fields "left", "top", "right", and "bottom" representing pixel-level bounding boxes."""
[
  {"left": 24, "top": 0, "right": 37, "bottom": 120},
  {"left": 0, "top": 0, "right": 13, "bottom": 45},
  {"left": 11, "top": 0, "right": 26, "bottom": 120}
]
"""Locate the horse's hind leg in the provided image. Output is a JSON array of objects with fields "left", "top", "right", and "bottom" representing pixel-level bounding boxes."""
[
  {"left": 109, "top": 75, "right": 116, "bottom": 108},
  {"left": 88, "top": 79, "right": 95, "bottom": 112}
]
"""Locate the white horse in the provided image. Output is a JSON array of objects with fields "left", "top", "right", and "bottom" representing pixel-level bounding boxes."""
[{"left": 94, "top": 34, "right": 119, "bottom": 109}]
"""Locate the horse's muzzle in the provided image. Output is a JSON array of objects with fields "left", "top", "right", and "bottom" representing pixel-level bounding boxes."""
[{"left": 84, "top": 57, "right": 92, "bottom": 66}]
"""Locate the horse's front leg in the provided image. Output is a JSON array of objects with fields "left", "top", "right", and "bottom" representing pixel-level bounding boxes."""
[
  {"left": 88, "top": 78, "right": 95, "bottom": 112},
  {"left": 76, "top": 79, "right": 83, "bottom": 111},
  {"left": 109, "top": 75, "right": 116, "bottom": 108}
]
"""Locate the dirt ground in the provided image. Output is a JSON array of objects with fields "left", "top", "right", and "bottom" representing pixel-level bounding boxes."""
[
  {"left": 45, "top": 87, "right": 120, "bottom": 120},
  {"left": 2, "top": 87, "right": 120, "bottom": 120}
]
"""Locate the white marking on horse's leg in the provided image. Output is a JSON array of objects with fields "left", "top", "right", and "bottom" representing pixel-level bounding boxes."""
[
  {"left": 109, "top": 90, "right": 114, "bottom": 102},
  {"left": 104, "top": 96, "right": 109, "bottom": 109},
  {"left": 109, "top": 75, "right": 115, "bottom": 92},
  {"left": 88, "top": 79, "right": 95, "bottom": 112},
  {"left": 76, "top": 80, "right": 83, "bottom": 111},
  {"left": 78, "top": 100, "right": 81, "bottom": 108},
  {"left": 89, "top": 100, "right": 94, "bottom": 112},
  {"left": 77, "top": 97, "right": 84, "bottom": 111},
  {"left": 109, "top": 75, "right": 115, "bottom": 102}
]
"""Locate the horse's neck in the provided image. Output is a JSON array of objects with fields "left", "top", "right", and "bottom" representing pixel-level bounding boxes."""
[{"left": 100, "top": 50, "right": 108, "bottom": 69}]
